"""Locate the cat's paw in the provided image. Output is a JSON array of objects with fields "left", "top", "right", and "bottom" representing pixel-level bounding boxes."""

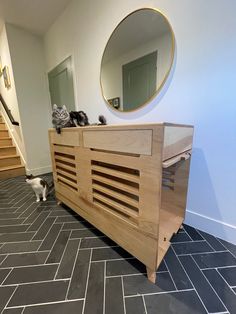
[
  {"left": 36, "top": 199, "right": 40, "bottom": 202},
  {"left": 43, "top": 198, "right": 46, "bottom": 202}
]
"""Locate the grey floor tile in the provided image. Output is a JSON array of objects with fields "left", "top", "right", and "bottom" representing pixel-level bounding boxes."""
[
  {"left": 164, "top": 246, "right": 193, "bottom": 290},
  {"left": 0, "top": 254, "right": 7, "bottom": 264},
  {"left": 171, "top": 232, "right": 192, "bottom": 243},
  {"left": 0, "top": 241, "right": 41, "bottom": 254},
  {"left": 144, "top": 290, "right": 207, "bottom": 314},
  {"left": 0, "top": 286, "right": 16, "bottom": 313},
  {"left": 32, "top": 217, "right": 56, "bottom": 240},
  {"left": 179, "top": 255, "right": 226, "bottom": 312},
  {"left": 105, "top": 277, "right": 124, "bottom": 314},
  {"left": 8, "top": 280, "right": 69, "bottom": 307},
  {"left": 3, "top": 264, "right": 58, "bottom": 285},
  {"left": 0, "top": 225, "right": 30, "bottom": 234},
  {"left": 123, "top": 272, "right": 175, "bottom": 296},
  {"left": 218, "top": 266, "right": 236, "bottom": 286},
  {"left": 192, "top": 251, "right": 236, "bottom": 269},
  {"left": 2, "top": 309, "right": 23, "bottom": 314},
  {"left": 172, "top": 241, "right": 214, "bottom": 255},
  {"left": 23, "top": 300, "right": 83, "bottom": 314},
  {"left": 84, "top": 262, "right": 105, "bottom": 314},
  {"left": 27, "top": 212, "right": 50, "bottom": 232},
  {"left": 125, "top": 296, "right": 146, "bottom": 314},
  {"left": 106, "top": 258, "right": 146, "bottom": 276},
  {"left": 1, "top": 252, "right": 48, "bottom": 267},
  {"left": 0, "top": 219, "right": 26, "bottom": 226},
  {"left": 0, "top": 232, "right": 34, "bottom": 243},
  {"left": 92, "top": 246, "right": 132, "bottom": 261},
  {"left": 62, "top": 221, "right": 92, "bottom": 230},
  {"left": 0, "top": 268, "right": 11, "bottom": 284},
  {"left": 46, "top": 230, "right": 70, "bottom": 263},
  {"left": 81, "top": 236, "right": 117, "bottom": 249},
  {"left": 198, "top": 230, "right": 227, "bottom": 251},
  {"left": 203, "top": 269, "right": 236, "bottom": 313},
  {"left": 71, "top": 228, "right": 104, "bottom": 238},
  {"left": 218, "top": 239, "right": 236, "bottom": 257},
  {"left": 56, "top": 239, "right": 80, "bottom": 279},
  {"left": 67, "top": 249, "right": 91, "bottom": 299},
  {"left": 183, "top": 225, "right": 204, "bottom": 240},
  {"left": 38, "top": 223, "right": 62, "bottom": 251}
]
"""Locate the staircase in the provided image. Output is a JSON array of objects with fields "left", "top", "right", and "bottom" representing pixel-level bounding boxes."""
[{"left": 0, "top": 113, "right": 25, "bottom": 179}]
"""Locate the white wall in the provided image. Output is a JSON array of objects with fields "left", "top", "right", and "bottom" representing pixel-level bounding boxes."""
[
  {"left": 6, "top": 24, "right": 52, "bottom": 175},
  {"left": 44, "top": 0, "right": 236, "bottom": 243},
  {"left": 0, "top": 25, "right": 26, "bottom": 162}
]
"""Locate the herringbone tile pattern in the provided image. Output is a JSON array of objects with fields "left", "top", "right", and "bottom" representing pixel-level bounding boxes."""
[{"left": 0, "top": 175, "right": 235, "bottom": 313}]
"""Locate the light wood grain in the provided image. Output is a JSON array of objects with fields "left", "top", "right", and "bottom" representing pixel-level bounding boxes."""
[{"left": 49, "top": 123, "right": 193, "bottom": 283}]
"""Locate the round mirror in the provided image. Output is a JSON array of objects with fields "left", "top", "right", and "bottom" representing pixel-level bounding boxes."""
[{"left": 100, "top": 8, "right": 175, "bottom": 112}]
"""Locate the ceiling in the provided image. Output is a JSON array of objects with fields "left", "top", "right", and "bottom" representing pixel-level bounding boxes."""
[{"left": 0, "top": 0, "right": 72, "bottom": 35}]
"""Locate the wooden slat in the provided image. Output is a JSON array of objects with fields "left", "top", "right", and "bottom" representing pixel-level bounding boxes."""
[
  {"left": 53, "top": 145, "right": 75, "bottom": 155},
  {"left": 92, "top": 183, "right": 139, "bottom": 208},
  {"left": 91, "top": 165, "right": 139, "bottom": 183},
  {"left": 57, "top": 174, "right": 78, "bottom": 189},
  {"left": 56, "top": 168, "right": 77, "bottom": 180},
  {"left": 92, "top": 174, "right": 139, "bottom": 195},
  {"left": 93, "top": 192, "right": 138, "bottom": 219},
  {"left": 55, "top": 154, "right": 76, "bottom": 164},
  {"left": 55, "top": 160, "right": 76, "bottom": 172},
  {"left": 94, "top": 200, "right": 138, "bottom": 224}
]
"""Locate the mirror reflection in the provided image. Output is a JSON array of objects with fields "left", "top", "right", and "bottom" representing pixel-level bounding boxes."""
[{"left": 100, "top": 8, "right": 175, "bottom": 112}]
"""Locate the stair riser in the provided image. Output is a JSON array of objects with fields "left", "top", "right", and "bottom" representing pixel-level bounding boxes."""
[
  {"left": 0, "top": 156, "right": 21, "bottom": 168},
  {"left": 0, "top": 124, "right": 6, "bottom": 130},
  {"left": 0, "top": 139, "right": 12, "bottom": 146},
  {"left": 0, "top": 147, "right": 17, "bottom": 156},
  {"left": 0, "top": 166, "right": 25, "bottom": 179},
  {"left": 0, "top": 130, "right": 9, "bottom": 138}
]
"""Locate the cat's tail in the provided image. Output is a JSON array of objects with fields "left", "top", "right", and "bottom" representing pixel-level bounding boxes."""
[
  {"left": 98, "top": 115, "right": 106, "bottom": 125},
  {"left": 47, "top": 181, "right": 55, "bottom": 196}
]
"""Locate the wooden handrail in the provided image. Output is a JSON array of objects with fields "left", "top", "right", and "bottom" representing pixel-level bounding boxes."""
[{"left": 0, "top": 94, "right": 19, "bottom": 126}]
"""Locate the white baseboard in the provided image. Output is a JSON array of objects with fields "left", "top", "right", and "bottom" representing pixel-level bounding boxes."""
[
  {"left": 26, "top": 165, "right": 52, "bottom": 176},
  {"left": 185, "top": 209, "right": 236, "bottom": 245}
]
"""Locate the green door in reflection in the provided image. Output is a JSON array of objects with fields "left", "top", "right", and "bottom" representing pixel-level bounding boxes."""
[
  {"left": 122, "top": 51, "right": 157, "bottom": 111},
  {"left": 48, "top": 56, "right": 75, "bottom": 111}
]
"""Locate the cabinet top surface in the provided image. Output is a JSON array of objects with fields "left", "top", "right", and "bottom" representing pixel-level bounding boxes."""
[{"left": 49, "top": 122, "right": 193, "bottom": 132}]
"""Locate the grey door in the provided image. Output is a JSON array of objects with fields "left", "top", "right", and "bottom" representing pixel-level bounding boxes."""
[
  {"left": 122, "top": 51, "right": 157, "bottom": 111},
  {"left": 48, "top": 56, "right": 75, "bottom": 111}
]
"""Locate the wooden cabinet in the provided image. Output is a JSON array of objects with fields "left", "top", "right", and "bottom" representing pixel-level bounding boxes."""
[{"left": 49, "top": 123, "right": 193, "bottom": 283}]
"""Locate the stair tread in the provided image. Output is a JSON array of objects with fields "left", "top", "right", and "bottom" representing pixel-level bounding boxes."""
[
  {"left": 0, "top": 154, "right": 20, "bottom": 160},
  {"left": 0, "top": 145, "right": 15, "bottom": 149},
  {"left": 0, "top": 164, "right": 24, "bottom": 171}
]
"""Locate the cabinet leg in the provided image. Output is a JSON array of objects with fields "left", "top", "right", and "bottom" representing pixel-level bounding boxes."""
[{"left": 146, "top": 267, "right": 156, "bottom": 283}]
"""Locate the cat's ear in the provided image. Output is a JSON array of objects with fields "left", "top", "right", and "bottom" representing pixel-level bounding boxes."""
[
  {"left": 53, "top": 104, "right": 57, "bottom": 110},
  {"left": 62, "top": 105, "right": 67, "bottom": 110}
]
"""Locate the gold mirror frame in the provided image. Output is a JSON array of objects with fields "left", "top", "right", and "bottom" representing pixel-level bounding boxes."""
[{"left": 100, "top": 8, "right": 175, "bottom": 112}]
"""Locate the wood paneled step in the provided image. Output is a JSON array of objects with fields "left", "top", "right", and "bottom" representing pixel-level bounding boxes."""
[
  {"left": 0, "top": 122, "right": 6, "bottom": 130},
  {"left": 0, "top": 155, "right": 21, "bottom": 167},
  {"left": 0, "top": 138, "right": 12, "bottom": 146},
  {"left": 0, "top": 164, "right": 25, "bottom": 179},
  {"left": 0, "top": 146, "right": 17, "bottom": 156},
  {"left": 0, "top": 130, "right": 9, "bottom": 138}
]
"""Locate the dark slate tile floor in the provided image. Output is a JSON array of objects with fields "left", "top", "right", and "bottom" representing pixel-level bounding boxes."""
[{"left": 0, "top": 174, "right": 236, "bottom": 314}]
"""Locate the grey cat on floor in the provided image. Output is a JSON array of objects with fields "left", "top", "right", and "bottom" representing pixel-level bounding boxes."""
[{"left": 25, "top": 175, "right": 54, "bottom": 202}]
